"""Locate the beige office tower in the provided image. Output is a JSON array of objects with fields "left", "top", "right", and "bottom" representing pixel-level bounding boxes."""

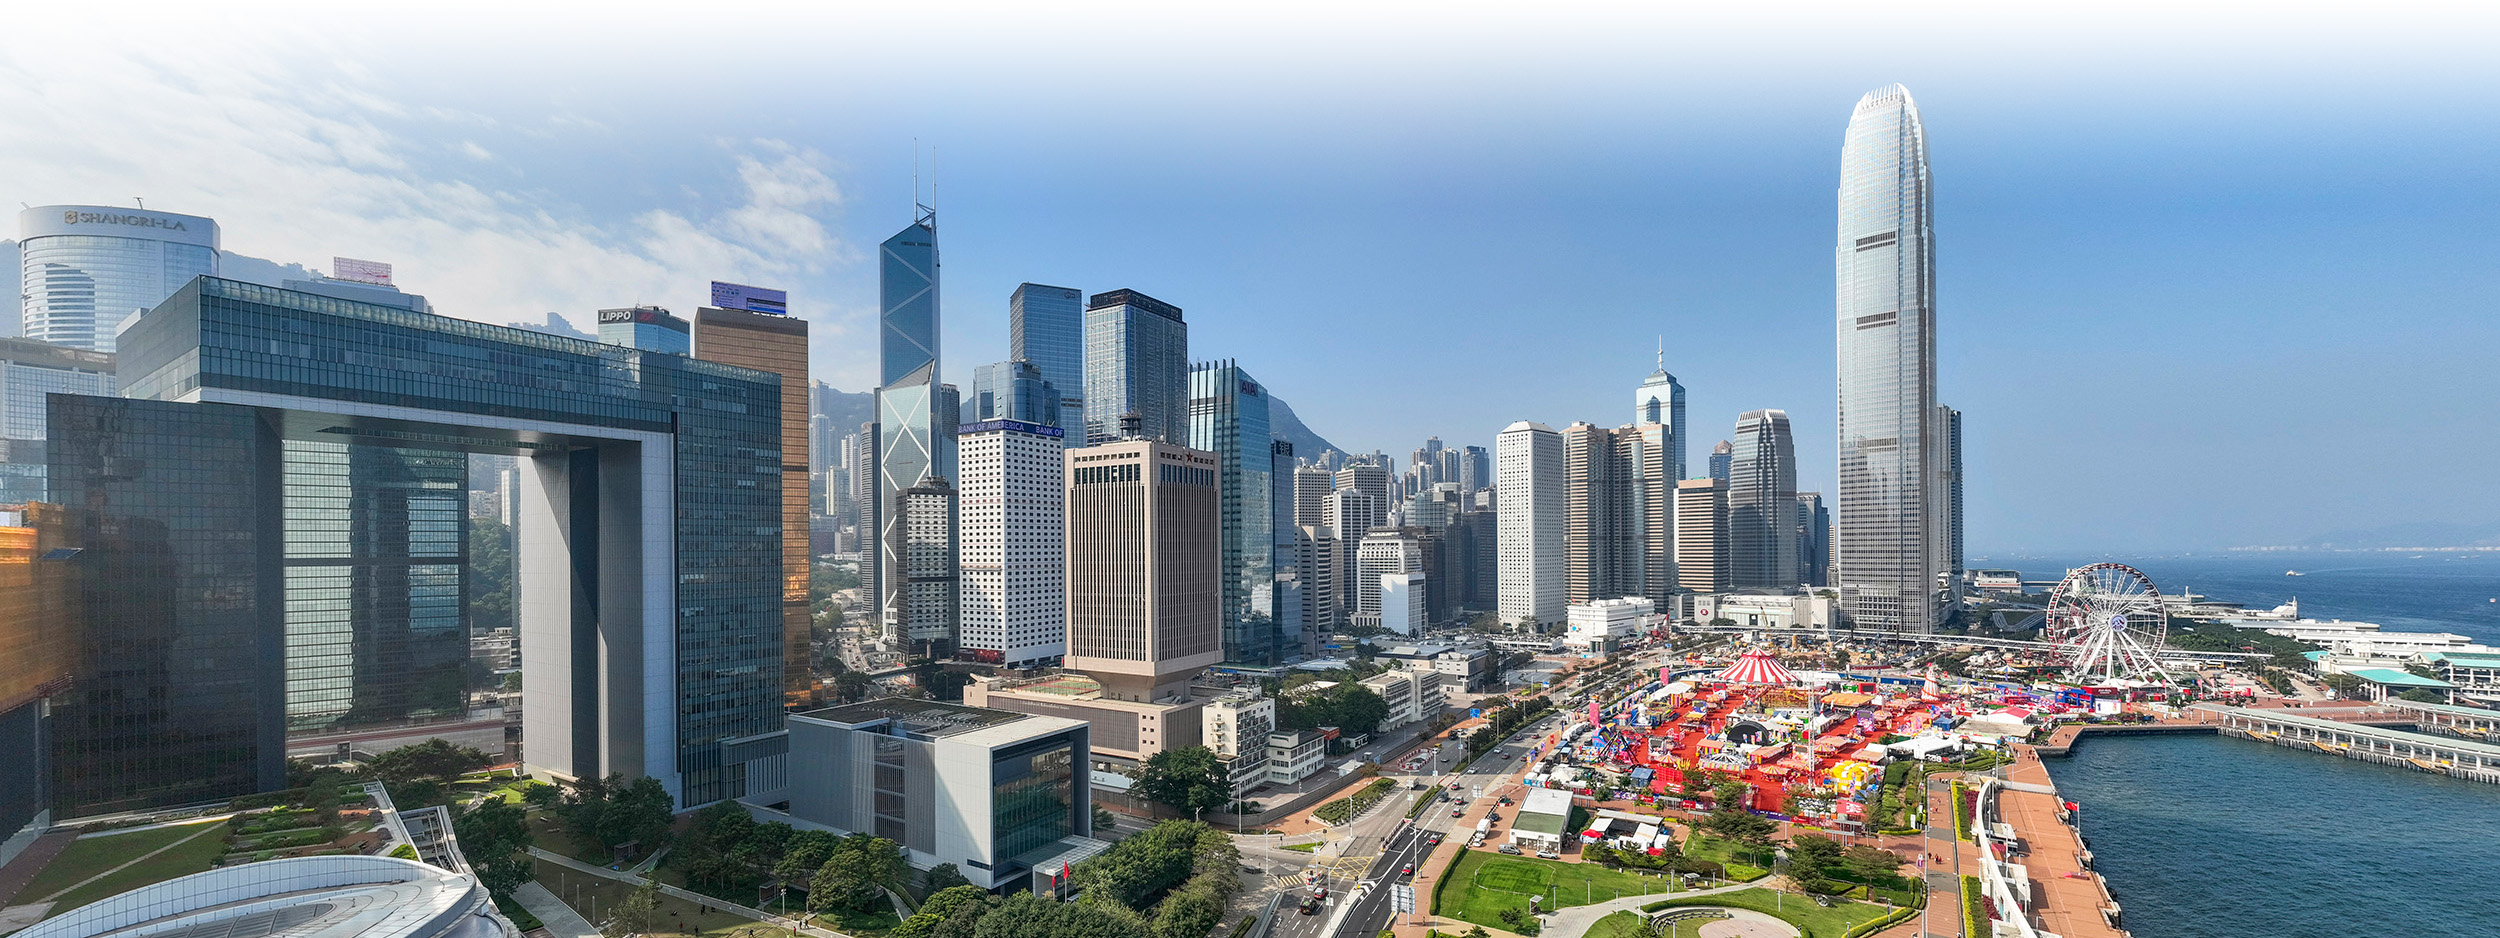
[
  {"left": 692, "top": 306, "right": 813, "bottom": 708},
  {"left": 1294, "top": 466, "right": 1332, "bottom": 527},
  {"left": 1063, "top": 439, "right": 1223, "bottom": 703},
  {"left": 1676, "top": 478, "right": 1730, "bottom": 593},
  {"left": 1563, "top": 422, "right": 1647, "bottom": 604}
]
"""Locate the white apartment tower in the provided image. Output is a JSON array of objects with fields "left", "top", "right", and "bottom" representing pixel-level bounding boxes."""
[
  {"left": 1496, "top": 421, "right": 1564, "bottom": 627},
  {"left": 956, "top": 419, "right": 1068, "bottom": 668}
]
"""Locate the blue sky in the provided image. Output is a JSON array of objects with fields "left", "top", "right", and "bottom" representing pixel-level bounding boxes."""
[{"left": 5, "top": 3, "right": 2497, "bottom": 551}]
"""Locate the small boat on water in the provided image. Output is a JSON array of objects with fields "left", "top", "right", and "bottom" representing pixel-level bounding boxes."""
[{"left": 2284, "top": 570, "right": 2304, "bottom": 577}]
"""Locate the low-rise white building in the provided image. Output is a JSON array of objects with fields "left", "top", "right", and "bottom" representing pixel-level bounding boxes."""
[
  {"left": 1265, "top": 730, "right": 1325, "bottom": 785},
  {"left": 1361, "top": 670, "right": 1419, "bottom": 734},
  {"left": 1690, "top": 592, "right": 1836, "bottom": 630},
  {"left": 1566, "top": 597, "right": 1653, "bottom": 653},
  {"left": 1202, "top": 691, "right": 1275, "bottom": 798}
]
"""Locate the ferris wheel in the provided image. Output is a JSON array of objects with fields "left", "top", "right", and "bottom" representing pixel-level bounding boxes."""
[{"left": 2045, "top": 563, "right": 2174, "bottom": 686}]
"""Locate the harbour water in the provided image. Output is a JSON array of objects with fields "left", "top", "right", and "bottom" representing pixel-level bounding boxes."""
[
  {"left": 2005, "top": 552, "right": 2500, "bottom": 935},
  {"left": 1978, "top": 550, "right": 2500, "bottom": 646},
  {"left": 2047, "top": 732, "right": 2500, "bottom": 938}
]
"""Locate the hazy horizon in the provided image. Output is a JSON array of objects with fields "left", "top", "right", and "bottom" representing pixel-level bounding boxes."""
[{"left": 6, "top": 3, "right": 2498, "bottom": 552}]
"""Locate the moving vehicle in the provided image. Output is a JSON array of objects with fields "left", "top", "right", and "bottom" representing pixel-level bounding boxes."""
[
  {"left": 1401, "top": 865, "right": 1414, "bottom": 878},
  {"left": 1452, "top": 808, "right": 1464, "bottom": 817},
  {"left": 1300, "top": 897, "right": 1322, "bottom": 915}
]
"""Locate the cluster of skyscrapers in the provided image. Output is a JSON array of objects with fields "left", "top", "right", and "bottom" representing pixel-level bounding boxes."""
[
  {"left": 1487, "top": 84, "right": 1964, "bottom": 637},
  {"left": 0, "top": 83, "right": 1971, "bottom": 866}
]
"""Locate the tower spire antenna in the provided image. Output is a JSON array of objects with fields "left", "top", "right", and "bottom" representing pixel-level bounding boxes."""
[{"left": 1656, "top": 335, "right": 1664, "bottom": 370}]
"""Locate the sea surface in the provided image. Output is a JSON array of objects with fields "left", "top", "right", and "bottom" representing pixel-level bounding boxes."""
[
  {"left": 2046, "top": 733, "right": 2500, "bottom": 938},
  {"left": 1973, "top": 550, "right": 2500, "bottom": 646}
]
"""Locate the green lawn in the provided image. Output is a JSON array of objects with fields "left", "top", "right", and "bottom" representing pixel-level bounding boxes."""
[
  {"left": 1679, "top": 836, "right": 1774, "bottom": 880},
  {"left": 33, "top": 824, "right": 232, "bottom": 915},
  {"left": 1431, "top": 851, "right": 1681, "bottom": 930},
  {"left": 1643, "top": 888, "right": 1893, "bottom": 938},
  {"left": 18, "top": 825, "right": 230, "bottom": 915}
]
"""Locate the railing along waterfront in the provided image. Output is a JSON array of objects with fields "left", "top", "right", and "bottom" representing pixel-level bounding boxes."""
[{"left": 2195, "top": 705, "right": 2500, "bottom": 784}]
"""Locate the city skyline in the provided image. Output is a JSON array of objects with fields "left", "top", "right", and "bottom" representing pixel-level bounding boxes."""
[{"left": 5, "top": 7, "right": 2500, "bottom": 550}]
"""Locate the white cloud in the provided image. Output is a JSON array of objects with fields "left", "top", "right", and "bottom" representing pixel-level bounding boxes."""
[{"left": 0, "top": 21, "right": 872, "bottom": 387}]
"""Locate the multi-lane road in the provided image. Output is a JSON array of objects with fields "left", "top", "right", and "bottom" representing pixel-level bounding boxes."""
[{"left": 1266, "top": 711, "right": 1574, "bottom": 938}]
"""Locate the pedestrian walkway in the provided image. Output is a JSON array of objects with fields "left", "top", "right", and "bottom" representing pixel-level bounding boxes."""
[
  {"left": 528, "top": 847, "right": 850, "bottom": 938},
  {"left": 1534, "top": 881, "right": 1771, "bottom": 938},
  {"left": 514, "top": 881, "right": 604, "bottom": 938},
  {"left": 0, "top": 831, "right": 75, "bottom": 907}
]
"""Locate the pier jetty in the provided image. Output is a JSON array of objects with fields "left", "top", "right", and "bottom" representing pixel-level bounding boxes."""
[{"left": 2192, "top": 704, "right": 2500, "bottom": 784}]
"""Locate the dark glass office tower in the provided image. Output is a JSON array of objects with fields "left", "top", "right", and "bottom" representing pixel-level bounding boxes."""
[
  {"left": 1008, "top": 284, "right": 1084, "bottom": 435},
  {"left": 50, "top": 276, "right": 787, "bottom": 813},
  {"left": 1082, "top": 289, "right": 1187, "bottom": 445},
  {"left": 1187, "top": 359, "right": 1274, "bottom": 664},
  {"left": 45, "top": 395, "right": 286, "bottom": 817}
]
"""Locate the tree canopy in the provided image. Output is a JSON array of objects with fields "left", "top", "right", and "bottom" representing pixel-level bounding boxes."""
[
  {"left": 1277, "top": 682, "right": 1388, "bottom": 734},
  {"left": 451, "top": 798, "right": 535, "bottom": 896},
  {"left": 1132, "top": 747, "right": 1233, "bottom": 816}
]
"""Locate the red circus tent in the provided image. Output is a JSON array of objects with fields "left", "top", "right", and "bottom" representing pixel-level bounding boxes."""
[{"left": 1714, "top": 649, "right": 1799, "bottom": 685}]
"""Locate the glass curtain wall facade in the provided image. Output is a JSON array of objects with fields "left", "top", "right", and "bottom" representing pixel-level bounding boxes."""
[
  {"left": 1188, "top": 360, "right": 1275, "bottom": 664},
  {"left": 971, "top": 360, "right": 1062, "bottom": 427},
  {"left": 875, "top": 214, "right": 947, "bottom": 644},
  {"left": 1009, "top": 284, "right": 1085, "bottom": 436},
  {"left": 1082, "top": 289, "right": 1188, "bottom": 445},
  {"left": 1, "top": 338, "right": 118, "bottom": 504},
  {"left": 17, "top": 207, "right": 220, "bottom": 354},
  {"left": 691, "top": 306, "right": 813, "bottom": 709},
  {"left": 1834, "top": 84, "right": 1939, "bottom": 632},
  {"left": 1727, "top": 409, "right": 1798, "bottom": 591},
  {"left": 281, "top": 441, "right": 468, "bottom": 734},
  {"left": 1633, "top": 359, "right": 1687, "bottom": 484},
  {"left": 45, "top": 395, "right": 286, "bottom": 817},
  {"left": 94, "top": 277, "right": 785, "bottom": 810}
]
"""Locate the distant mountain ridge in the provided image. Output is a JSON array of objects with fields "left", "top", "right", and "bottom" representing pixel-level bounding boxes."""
[
  {"left": 2297, "top": 520, "right": 2500, "bottom": 549},
  {"left": 1268, "top": 394, "right": 1344, "bottom": 463},
  {"left": 802, "top": 386, "right": 1343, "bottom": 462}
]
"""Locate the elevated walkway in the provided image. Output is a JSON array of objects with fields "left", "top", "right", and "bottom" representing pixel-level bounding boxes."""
[{"left": 2192, "top": 704, "right": 2500, "bottom": 784}]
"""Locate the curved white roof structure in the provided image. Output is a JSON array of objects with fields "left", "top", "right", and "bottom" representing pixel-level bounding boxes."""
[{"left": 19, "top": 856, "right": 513, "bottom": 938}]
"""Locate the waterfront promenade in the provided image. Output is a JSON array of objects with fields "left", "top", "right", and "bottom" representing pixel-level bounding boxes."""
[{"left": 1911, "top": 743, "right": 2129, "bottom": 938}]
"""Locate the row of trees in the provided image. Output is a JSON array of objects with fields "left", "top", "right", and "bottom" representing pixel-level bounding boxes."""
[
  {"left": 861, "top": 820, "right": 1242, "bottom": 938},
  {"left": 1465, "top": 696, "right": 1553, "bottom": 756},
  {"left": 671, "top": 800, "right": 964, "bottom": 916}
]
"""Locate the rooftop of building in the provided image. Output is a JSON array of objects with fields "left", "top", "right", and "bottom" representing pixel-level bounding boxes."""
[
  {"left": 1374, "top": 644, "right": 1456, "bottom": 659},
  {"left": 1085, "top": 288, "right": 1183, "bottom": 321},
  {"left": 2345, "top": 667, "right": 2454, "bottom": 689},
  {"left": 798, "top": 698, "right": 1030, "bottom": 737},
  {"left": 15, "top": 856, "right": 505, "bottom": 938},
  {"left": 2419, "top": 651, "right": 2500, "bottom": 668}
]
